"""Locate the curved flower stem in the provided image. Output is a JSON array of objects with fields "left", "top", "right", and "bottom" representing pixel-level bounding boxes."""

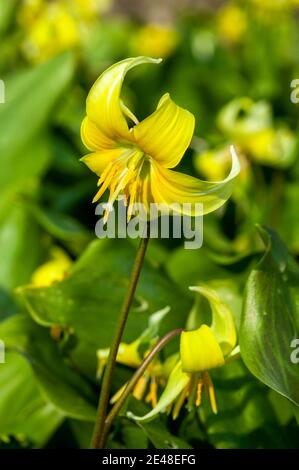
[
  {"left": 101, "top": 328, "right": 183, "bottom": 448},
  {"left": 91, "top": 229, "right": 150, "bottom": 449}
]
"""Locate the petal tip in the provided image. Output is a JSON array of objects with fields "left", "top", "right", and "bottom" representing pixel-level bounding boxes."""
[{"left": 229, "top": 145, "right": 241, "bottom": 176}]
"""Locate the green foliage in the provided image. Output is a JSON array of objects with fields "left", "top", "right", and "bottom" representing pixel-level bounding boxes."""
[{"left": 240, "top": 226, "right": 299, "bottom": 406}]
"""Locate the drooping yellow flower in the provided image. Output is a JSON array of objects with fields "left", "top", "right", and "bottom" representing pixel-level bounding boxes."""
[
  {"left": 129, "top": 285, "right": 238, "bottom": 422},
  {"left": 30, "top": 247, "right": 72, "bottom": 287},
  {"left": 80, "top": 57, "right": 240, "bottom": 221},
  {"left": 217, "top": 97, "right": 296, "bottom": 168},
  {"left": 131, "top": 24, "right": 179, "bottom": 58},
  {"left": 194, "top": 146, "right": 234, "bottom": 182},
  {"left": 97, "top": 306, "right": 170, "bottom": 408}
]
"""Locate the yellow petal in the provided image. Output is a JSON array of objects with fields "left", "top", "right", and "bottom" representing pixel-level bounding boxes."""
[
  {"left": 81, "top": 116, "right": 116, "bottom": 151},
  {"left": 180, "top": 325, "right": 225, "bottom": 373},
  {"left": 80, "top": 148, "right": 129, "bottom": 177},
  {"left": 128, "top": 361, "right": 189, "bottom": 422},
  {"left": 86, "top": 56, "right": 162, "bottom": 142},
  {"left": 189, "top": 285, "right": 237, "bottom": 356},
  {"left": 150, "top": 146, "right": 240, "bottom": 215},
  {"left": 116, "top": 340, "right": 142, "bottom": 368},
  {"left": 133, "top": 93, "right": 195, "bottom": 168}
]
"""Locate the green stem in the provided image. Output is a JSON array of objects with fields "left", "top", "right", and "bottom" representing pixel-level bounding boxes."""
[
  {"left": 101, "top": 328, "right": 183, "bottom": 447},
  {"left": 91, "top": 231, "right": 150, "bottom": 449}
]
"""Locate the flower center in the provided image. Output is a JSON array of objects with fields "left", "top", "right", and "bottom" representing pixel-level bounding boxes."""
[{"left": 93, "top": 147, "right": 151, "bottom": 222}]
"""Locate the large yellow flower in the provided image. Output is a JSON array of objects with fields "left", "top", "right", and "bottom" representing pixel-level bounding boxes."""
[
  {"left": 81, "top": 57, "right": 240, "bottom": 221},
  {"left": 129, "top": 285, "right": 238, "bottom": 422}
]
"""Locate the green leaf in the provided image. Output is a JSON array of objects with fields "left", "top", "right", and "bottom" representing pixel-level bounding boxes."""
[
  {"left": 17, "top": 239, "right": 191, "bottom": 376},
  {"left": 23, "top": 200, "right": 92, "bottom": 255},
  {"left": 0, "top": 0, "right": 17, "bottom": 36},
  {"left": 198, "top": 360, "right": 295, "bottom": 449},
  {"left": 240, "top": 225, "right": 299, "bottom": 407},
  {"left": 0, "top": 203, "right": 43, "bottom": 291},
  {"left": 0, "top": 314, "right": 97, "bottom": 421},
  {"left": 0, "top": 135, "right": 51, "bottom": 220},
  {"left": 165, "top": 246, "right": 252, "bottom": 292},
  {"left": 0, "top": 52, "right": 75, "bottom": 191},
  {"left": 125, "top": 399, "right": 192, "bottom": 449},
  {"left": 0, "top": 351, "right": 63, "bottom": 446}
]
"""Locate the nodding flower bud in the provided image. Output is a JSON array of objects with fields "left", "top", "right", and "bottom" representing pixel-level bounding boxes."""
[{"left": 180, "top": 325, "right": 225, "bottom": 373}]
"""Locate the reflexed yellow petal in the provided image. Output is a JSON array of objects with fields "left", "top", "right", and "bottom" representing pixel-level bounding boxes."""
[
  {"left": 80, "top": 148, "right": 128, "bottom": 177},
  {"left": 189, "top": 285, "right": 237, "bottom": 356},
  {"left": 127, "top": 361, "right": 189, "bottom": 422},
  {"left": 116, "top": 340, "right": 142, "bottom": 368},
  {"left": 81, "top": 116, "right": 116, "bottom": 151},
  {"left": 180, "top": 325, "right": 225, "bottom": 373},
  {"left": 217, "top": 97, "right": 272, "bottom": 142},
  {"left": 134, "top": 93, "right": 195, "bottom": 168},
  {"left": 150, "top": 146, "right": 240, "bottom": 215},
  {"left": 86, "top": 56, "right": 162, "bottom": 142}
]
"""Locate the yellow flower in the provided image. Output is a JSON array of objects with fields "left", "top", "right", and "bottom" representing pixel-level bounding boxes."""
[
  {"left": 97, "top": 340, "right": 165, "bottom": 408},
  {"left": 81, "top": 57, "right": 240, "bottom": 221},
  {"left": 217, "top": 3, "right": 247, "bottom": 45},
  {"left": 30, "top": 247, "right": 72, "bottom": 287},
  {"left": 129, "top": 285, "right": 238, "bottom": 422},
  {"left": 217, "top": 97, "right": 296, "bottom": 167},
  {"left": 131, "top": 24, "right": 178, "bottom": 58},
  {"left": 19, "top": 0, "right": 109, "bottom": 63},
  {"left": 180, "top": 325, "right": 225, "bottom": 373},
  {"left": 20, "top": 2, "right": 79, "bottom": 63},
  {"left": 194, "top": 146, "right": 234, "bottom": 182},
  {"left": 245, "top": 127, "right": 296, "bottom": 167},
  {"left": 97, "top": 306, "right": 170, "bottom": 408}
]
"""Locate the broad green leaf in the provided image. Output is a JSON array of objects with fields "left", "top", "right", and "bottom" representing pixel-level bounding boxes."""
[
  {"left": 125, "top": 399, "right": 192, "bottom": 449},
  {"left": 0, "top": 52, "right": 75, "bottom": 191},
  {"left": 0, "top": 314, "right": 97, "bottom": 421},
  {"left": 17, "top": 239, "right": 191, "bottom": 376},
  {"left": 0, "top": 135, "right": 51, "bottom": 220},
  {"left": 240, "top": 225, "right": 299, "bottom": 407},
  {"left": 117, "top": 421, "right": 149, "bottom": 449},
  {"left": 0, "top": 204, "right": 43, "bottom": 291},
  {"left": 137, "top": 420, "right": 192, "bottom": 450},
  {"left": 165, "top": 246, "right": 252, "bottom": 292},
  {"left": 0, "top": 351, "right": 63, "bottom": 447},
  {"left": 23, "top": 200, "right": 92, "bottom": 255}
]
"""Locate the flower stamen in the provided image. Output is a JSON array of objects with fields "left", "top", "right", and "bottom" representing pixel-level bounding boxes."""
[{"left": 202, "top": 371, "right": 218, "bottom": 414}]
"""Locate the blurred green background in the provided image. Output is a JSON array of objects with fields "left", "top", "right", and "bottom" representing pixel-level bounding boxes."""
[{"left": 0, "top": 0, "right": 298, "bottom": 449}]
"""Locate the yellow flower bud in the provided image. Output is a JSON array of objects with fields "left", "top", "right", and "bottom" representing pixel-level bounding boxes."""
[
  {"left": 30, "top": 247, "right": 72, "bottom": 287},
  {"left": 180, "top": 325, "right": 225, "bottom": 373}
]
